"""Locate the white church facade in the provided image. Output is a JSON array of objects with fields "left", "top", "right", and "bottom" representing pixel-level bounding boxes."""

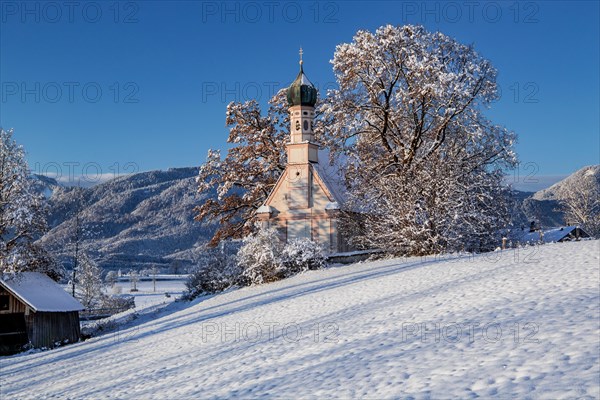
[{"left": 256, "top": 54, "right": 348, "bottom": 254}]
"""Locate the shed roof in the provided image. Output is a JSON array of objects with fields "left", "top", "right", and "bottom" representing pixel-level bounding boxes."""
[
  {"left": 0, "top": 272, "right": 84, "bottom": 312},
  {"left": 520, "top": 226, "right": 588, "bottom": 244}
]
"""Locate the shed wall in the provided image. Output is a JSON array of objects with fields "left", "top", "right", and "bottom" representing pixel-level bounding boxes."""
[{"left": 26, "top": 311, "right": 81, "bottom": 348}]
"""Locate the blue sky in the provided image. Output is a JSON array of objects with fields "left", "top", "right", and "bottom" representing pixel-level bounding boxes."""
[{"left": 1, "top": 1, "right": 598, "bottom": 190}]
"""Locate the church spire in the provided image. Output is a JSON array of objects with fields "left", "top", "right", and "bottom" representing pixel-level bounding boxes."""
[{"left": 287, "top": 48, "right": 317, "bottom": 107}]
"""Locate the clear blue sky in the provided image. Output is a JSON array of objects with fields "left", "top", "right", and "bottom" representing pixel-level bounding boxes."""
[{"left": 1, "top": 1, "right": 598, "bottom": 190}]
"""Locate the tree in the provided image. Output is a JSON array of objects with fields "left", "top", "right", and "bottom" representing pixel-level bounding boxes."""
[
  {"left": 75, "top": 252, "right": 104, "bottom": 309},
  {"left": 194, "top": 90, "right": 288, "bottom": 246},
  {"left": 322, "top": 25, "right": 517, "bottom": 255},
  {"left": 560, "top": 167, "right": 600, "bottom": 236},
  {"left": 105, "top": 270, "right": 118, "bottom": 287},
  {"left": 194, "top": 88, "right": 326, "bottom": 246},
  {"left": 0, "top": 128, "right": 63, "bottom": 279},
  {"left": 129, "top": 270, "right": 139, "bottom": 292}
]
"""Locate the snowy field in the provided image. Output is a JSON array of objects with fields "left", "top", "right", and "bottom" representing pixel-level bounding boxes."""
[
  {"left": 1, "top": 240, "right": 599, "bottom": 399},
  {"left": 109, "top": 275, "right": 188, "bottom": 310}
]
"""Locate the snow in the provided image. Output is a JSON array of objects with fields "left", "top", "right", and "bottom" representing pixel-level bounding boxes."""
[
  {"left": 0, "top": 272, "right": 84, "bottom": 312},
  {"left": 299, "top": 71, "right": 313, "bottom": 86},
  {"left": 1, "top": 240, "right": 599, "bottom": 398}
]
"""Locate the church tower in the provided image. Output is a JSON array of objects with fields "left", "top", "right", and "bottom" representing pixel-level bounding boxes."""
[{"left": 257, "top": 50, "right": 347, "bottom": 253}]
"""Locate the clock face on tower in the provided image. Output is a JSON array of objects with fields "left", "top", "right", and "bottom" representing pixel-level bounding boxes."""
[{"left": 287, "top": 167, "right": 302, "bottom": 183}]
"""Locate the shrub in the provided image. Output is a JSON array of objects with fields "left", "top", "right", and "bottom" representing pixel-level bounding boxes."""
[
  {"left": 185, "top": 248, "right": 240, "bottom": 300},
  {"left": 280, "top": 238, "right": 326, "bottom": 276},
  {"left": 100, "top": 295, "right": 135, "bottom": 313},
  {"left": 236, "top": 227, "right": 283, "bottom": 285}
]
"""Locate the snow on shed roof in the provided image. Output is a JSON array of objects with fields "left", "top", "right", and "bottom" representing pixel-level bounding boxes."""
[
  {"left": 520, "top": 226, "right": 587, "bottom": 244},
  {"left": 0, "top": 272, "right": 84, "bottom": 312}
]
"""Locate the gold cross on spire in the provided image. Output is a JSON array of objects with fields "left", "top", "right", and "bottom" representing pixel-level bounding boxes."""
[{"left": 299, "top": 47, "right": 303, "bottom": 65}]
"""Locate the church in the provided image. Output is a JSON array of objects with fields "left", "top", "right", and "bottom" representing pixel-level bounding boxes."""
[{"left": 256, "top": 52, "right": 348, "bottom": 254}]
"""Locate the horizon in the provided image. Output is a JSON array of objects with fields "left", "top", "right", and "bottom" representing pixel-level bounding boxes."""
[
  {"left": 32, "top": 163, "right": 581, "bottom": 193},
  {"left": 2, "top": 1, "right": 599, "bottom": 189}
]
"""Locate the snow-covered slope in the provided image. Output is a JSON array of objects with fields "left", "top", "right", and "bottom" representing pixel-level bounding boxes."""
[{"left": 1, "top": 240, "right": 599, "bottom": 398}]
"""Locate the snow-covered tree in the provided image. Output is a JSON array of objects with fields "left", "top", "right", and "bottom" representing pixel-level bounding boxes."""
[
  {"left": 105, "top": 270, "right": 118, "bottom": 287},
  {"left": 560, "top": 167, "right": 600, "bottom": 236},
  {"left": 236, "top": 226, "right": 284, "bottom": 285},
  {"left": 75, "top": 252, "right": 104, "bottom": 309},
  {"left": 322, "top": 25, "right": 517, "bottom": 255},
  {"left": 280, "top": 238, "right": 325, "bottom": 275},
  {"left": 195, "top": 88, "right": 327, "bottom": 247},
  {"left": 194, "top": 90, "right": 289, "bottom": 246},
  {"left": 129, "top": 270, "right": 139, "bottom": 292},
  {"left": 0, "top": 128, "right": 63, "bottom": 279}
]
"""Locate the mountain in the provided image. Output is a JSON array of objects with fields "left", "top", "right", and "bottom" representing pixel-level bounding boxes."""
[
  {"left": 516, "top": 165, "right": 599, "bottom": 229},
  {"left": 38, "top": 167, "right": 216, "bottom": 272},
  {"left": 532, "top": 165, "right": 600, "bottom": 201},
  {"left": 2, "top": 240, "right": 598, "bottom": 398},
  {"left": 30, "top": 174, "right": 61, "bottom": 199}
]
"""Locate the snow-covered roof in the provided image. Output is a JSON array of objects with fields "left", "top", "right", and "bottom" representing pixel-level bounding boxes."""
[
  {"left": 256, "top": 205, "right": 273, "bottom": 214},
  {"left": 520, "top": 226, "right": 587, "bottom": 244},
  {"left": 325, "top": 201, "right": 340, "bottom": 210},
  {"left": 313, "top": 150, "right": 348, "bottom": 204},
  {"left": 0, "top": 272, "right": 84, "bottom": 312}
]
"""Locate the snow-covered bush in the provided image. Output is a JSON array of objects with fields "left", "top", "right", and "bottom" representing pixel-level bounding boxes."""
[
  {"left": 280, "top": 238, "right": 325, "bottom": 276},
  {"left": 185, "top": 247, "right": 240, "bottom": 300},
  {"left": 236, "top": 227, "right": 284, "bottom": 285},
  {"left": 99, "top": 295, "right": 135, "bottom": 314},
  {"left": 237, "top": 229, "right": 326, "bottom": 285}
]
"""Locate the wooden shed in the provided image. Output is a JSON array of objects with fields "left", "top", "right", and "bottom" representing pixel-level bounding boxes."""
[{"left": 0, "top": 272, "right": 84, "bottom": 354}]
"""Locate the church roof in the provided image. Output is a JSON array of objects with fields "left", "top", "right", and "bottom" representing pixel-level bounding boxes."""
[
  {"left": 287, "top": 64, "right": 318, "bottom": 107},
  {"left": 313, "top": 157, "right": 347, "bottom": 204}
]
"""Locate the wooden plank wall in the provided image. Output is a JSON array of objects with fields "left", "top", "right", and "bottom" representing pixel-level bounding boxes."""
[
  {"left": 0, "top": 289, "right": 28, "bottom": 314},
  {"left": 26, "top": 312, "right": 81, "bottom": 348}
]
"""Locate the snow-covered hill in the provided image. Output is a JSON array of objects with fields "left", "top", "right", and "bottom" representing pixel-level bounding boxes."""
[{"left": 1, "top": 240, "right": 598, "bottom": 398}]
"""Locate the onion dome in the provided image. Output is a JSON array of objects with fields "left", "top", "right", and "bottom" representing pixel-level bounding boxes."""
[{"left": 287, "top": 62, "right": 318, "bottom": 107}]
